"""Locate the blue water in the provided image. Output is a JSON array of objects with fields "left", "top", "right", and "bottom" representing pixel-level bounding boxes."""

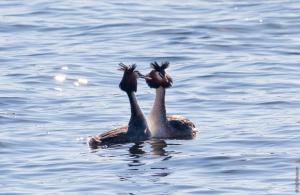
[{"left": 1, "top": 0, "right": 300, "bottom": 194}]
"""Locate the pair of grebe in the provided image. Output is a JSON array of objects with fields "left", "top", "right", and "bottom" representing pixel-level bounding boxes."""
[{"left": 89, "top": 62, "right": 197, "bottom": 148}]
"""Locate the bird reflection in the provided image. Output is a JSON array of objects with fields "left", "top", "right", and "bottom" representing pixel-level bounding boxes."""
[
  {"left": 127, "top": 139, "right": 172, "bottom": 167},
  {"left": 129, "top": 141, "right": 146, "bottom": 156},
  {"left": 150, "top": 139, "right": 168, "bottom": 156},
  {"left": 116, "top": 140, "right": 176, "bottom": 184},
  {"left": 127, "top": 142, "right": 146, "bottom": 167},
  {"left": 128, "top": 139, "right": 169, "bottom": 157}
]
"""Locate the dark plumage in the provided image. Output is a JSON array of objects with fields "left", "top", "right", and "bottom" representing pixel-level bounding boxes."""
[
  {"left": 167, "top": 115, "right": 197, "bottom": 139},
  {"left": 89, "top": 64, "right": 150, "bottom": 148},
  {"left": 150, "top": 61, "right": 169, "bottom": 72},
  {"left": 89, "top": 126, "right": 151, "bottom": 148},
  {"left": 119, "top": 63, "right": 138, "bottom": 92},
  {"left": 146, "top": 61, "right": 173, "bottom": 89}
]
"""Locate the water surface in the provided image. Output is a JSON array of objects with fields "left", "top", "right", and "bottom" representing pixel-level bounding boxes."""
[{"left": 1, "top": 0, "right": 300, "bottom": 194}]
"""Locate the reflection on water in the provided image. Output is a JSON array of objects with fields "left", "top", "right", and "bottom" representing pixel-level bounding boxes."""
[
  {"left": 111, "top": 140, "right": 173, "bottom": 188},
  {"left": 128, "top": 142, "right": 146, "bottom": 168},
  {"left": 150, "top": 139, "right": 168, "bottom": 157},
  {"left": 54, "top": 74, "right": 66, "bottom": 82},
  {"left": 128, "top": 139, "right": 172, "bottom": 167},
  {"left": 1, "top": 0, "right": 300, "bottom": 194},
  {"left": 129, "top": 142, "right": 146, "bottom": 156},
  {"left": 128, "top": 139, "right": 171, "bottom": 157}
]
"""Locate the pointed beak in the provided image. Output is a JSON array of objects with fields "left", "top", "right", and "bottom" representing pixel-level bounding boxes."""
[
  {"left": 136, "top": 71, "right": 152, "bottom": 80},
  {"left": 136, "top": 71, "right": 145, "bottom": 79}
]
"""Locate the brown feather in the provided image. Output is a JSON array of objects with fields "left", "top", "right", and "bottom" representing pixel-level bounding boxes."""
[{"left": 146, "top": 62, "right": 173, "bottom": 89}]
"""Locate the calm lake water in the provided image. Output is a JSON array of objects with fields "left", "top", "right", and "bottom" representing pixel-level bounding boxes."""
[{"left": 1, "top": 0, "right": 300, "bottom": 194}]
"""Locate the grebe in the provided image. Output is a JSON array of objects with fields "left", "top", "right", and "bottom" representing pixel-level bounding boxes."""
[
  {"left": 89, "top": 64, "right": 151, "bottom": 148},
  {"left": 144, "top": 61, "right": 197, "bottom": 139}
]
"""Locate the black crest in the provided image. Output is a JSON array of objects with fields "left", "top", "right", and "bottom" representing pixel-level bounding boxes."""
[
  {"left": 150, "top": 61, "right": 169, "bottom": 73},
  {"left": 119, "top": 63, "right": 136, "bottom": 72},
  {"left": 119, "top": 63, "right": 138, "bottom": 92},
  {"left": 146, "top": 61, "right": 173, "bottom": 88}
]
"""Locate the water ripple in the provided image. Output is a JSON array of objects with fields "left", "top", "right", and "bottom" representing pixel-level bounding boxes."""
[{"left": 1, "top": 0, "right": 300, "bottom": 194}]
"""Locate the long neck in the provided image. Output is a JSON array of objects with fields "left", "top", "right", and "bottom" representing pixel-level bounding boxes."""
[
  {"left": 149, "top": 87, "right": 169, "bottom": 135},
  {"left": 127, "top": 91, "right": 148, "bottom": 134},
  {"left": 152, "top": 87, "right": 167, "bottom": 121}
]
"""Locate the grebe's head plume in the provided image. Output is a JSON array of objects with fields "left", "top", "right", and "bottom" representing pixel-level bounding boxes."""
[
  {"left": 145, "top": 61, "right": 173, "bottom": 89},
  {"left": 119, "top": 63, "right": 142, "bottom": 92}
]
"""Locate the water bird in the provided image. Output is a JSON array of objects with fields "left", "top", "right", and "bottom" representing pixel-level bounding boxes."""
[
  {"left": 89, "top": 64, "right": 151, "bottom": 148},
  {"left": 144, "top": 61, "right": 197, "bottom": 139}
]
